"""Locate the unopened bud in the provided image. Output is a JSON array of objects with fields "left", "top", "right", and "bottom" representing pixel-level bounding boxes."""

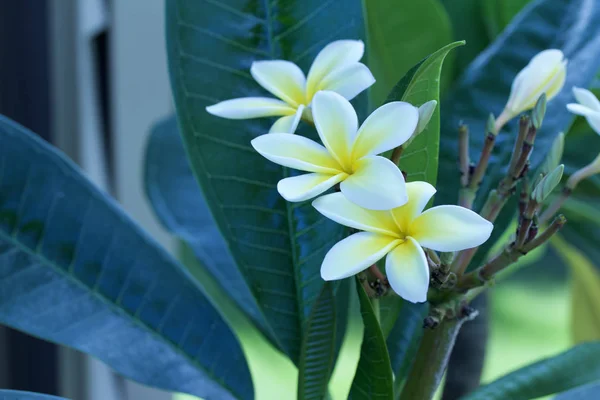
[
  {"left": 440, "top": 251, "right": 455, "bottom": 266},
  {"left": 404, "top": 100, "right": 437, "bottom": 147},
  {"left": 532, "top": 164, "right": 564, "bottom": 203},
  {"left": 539, "top": 132, "right": 565, "bottom": 175}
]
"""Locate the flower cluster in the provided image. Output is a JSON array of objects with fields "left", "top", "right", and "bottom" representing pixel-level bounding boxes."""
[{"left": 205, "top": 40, "right": 582, "bottom": 304}]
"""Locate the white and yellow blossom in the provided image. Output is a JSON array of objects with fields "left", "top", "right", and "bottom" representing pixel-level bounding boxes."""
[
  {"left": 498, "top": 49, "right": 567, "bottom": 129},
  {"left": 251, "top": 91, "right": 419, "bottom": 210},
  {"left": 567, "top": 87, "right": 600, "bottom": 135},
  {"left": 313, "top": 182, "right": 493, "bottom": 303},
  {"left": 206, "top": 40, "right": 375, "bottom": 133}
]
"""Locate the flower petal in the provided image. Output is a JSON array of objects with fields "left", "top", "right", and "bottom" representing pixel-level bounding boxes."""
[
  {"left": 278, "top": 173, "right": 346, "bottom": 202},
  {"left": 312, "top": 193, "right": 400, "bottom": 236},
  {"left": 340, "top": 156, "right": 408, "bottom": 210},
  {"left": 206, "top": 97, "right": 295, "bottom": 119},
  {"left": 391, "top": 181, "right": 437, "bottom": 232},
  {"left": 312, "top": 91, "right": 358, "bottom": 169},
  {"left": 385, "top": 237, "right": 429, "bottom": 303},
  {"left": 566, "top": 104, "right": 600, "bottom": 135},
  {"left": 352, "top": 101, "right": 419, "bottom": 159},
  {"left": 306, "top": 40, "right": 365, "bottom": 99},
  {"left": 269, "top": 105, "right": 305, "bottom": 133},
  {"left": 321, "top": 232, "right": 400, "bottom": 281},
  {"left": 410, "top": 205, "right": 493, "bottom": 252},
  {"left": 251, "top": 60, "right": 307, "bottom": 106},
  {"left": 251, "top": 133, "right": 342, "bottom": 174},
  {"left": 318, "top": 62, "right": 375, "bottom": 101},
  {"left": 573, "top": 87, "right": 600, "bottom": 112}
]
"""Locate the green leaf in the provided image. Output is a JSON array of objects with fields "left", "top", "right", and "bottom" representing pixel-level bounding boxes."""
[
  {"left": 0, "top": 116, "right": 252, "bottom": 400},
  {"left": 386, "top": 41, "right": 464, "bottom": 185},
  {"left": 364, "top": 0, "right": 453, "bottom": 107},
  {"left": 440, "top": 0, "right": 491, "bottom": 77},
  {"left": 436, "top": 0, "right": 600, "bottom": 268},
  {"left": 144, "top": 115, "right": 278, "bottom": 347},
  {"left": 166, "top": 0, "right": 365, "bottom": 362},
  {"left": 555, "top": 380, "right": 600, "bottom": 399},
  {"left": 298, "top": 282, "right": 336, "bottom": 400},
  {"left": 552, "top": 235, "right": 600, "bottom": 344},
  {"left": 481, "top": 0, "right": 531, "bottom": 38},
  {"left": 463, "top": 342, "right": 600, "bottom": 400},
  {"left": 0, "top": 391, "right": 66, "bottom": 400},
  {"left": 348, "top": 280, "right": 394, "bottom": 400}
]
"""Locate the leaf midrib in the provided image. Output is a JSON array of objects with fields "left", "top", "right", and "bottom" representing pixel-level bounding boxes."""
[{"left": 0, "top": 229, "right": 240, "bottom": 399}]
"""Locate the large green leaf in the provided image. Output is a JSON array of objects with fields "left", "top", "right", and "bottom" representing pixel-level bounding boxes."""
[
  {"left": 363, "top": 0, "right": 453, "bottom": 107},
  {"left": 481, "top": 0, "right": 531, "bottom": 38},
  {"left": 0, "top": 391, "right": 66, "bottom": 400},
  {"left": 436, "top": 0, "right": 600, "bottom": 267},
  {"left": 144, "top": 115, "right": 277, "bottom": 347},
  {"left": 440, "top": 0, "right": 490, "bottom": 78},
  {"left": 166, "top": 0, "right": 365, "bottom": 361},
  {"left": 0, "top": 116, "right": 252, "bottom": 400},
  {"left": 463, "top": 342, "right": 600, "bottom": 400},
  {"left": 297, "top": 282, "right": 336, "bottom": 400},
  {"left": 386, "top": 41, "right": 464, "bottom": 185},
  {"left": 348, "top": 280, "right": 394, "bottom": 400}
]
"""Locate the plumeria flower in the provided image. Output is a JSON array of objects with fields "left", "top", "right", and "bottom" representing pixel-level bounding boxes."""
[
  {"left": 313, "top": 182, "right": 493, "bottom": 303},
  {"left": 566, "top": 87, "right": 600, "bottom": 135},
  {"left": 206, "top": 40, "right": 375, "bottom": 133},
  {"left": 251, "top": 91, "right": 419, "bottom": 210},
  {"left": 497, "top": 49, "right": 567, "bottom": 130}
]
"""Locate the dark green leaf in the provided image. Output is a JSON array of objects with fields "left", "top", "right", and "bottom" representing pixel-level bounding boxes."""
[
  {"left": 436, "top": 0, "right": 600, "bottom": 268},
  {"left": 364, "top": 0, "right": 453, "bottom": 107},
  {"left": 348, "top": 280, "right": 393, "bottom": 400},
  {"left": 166, "top": 0, "right": 365, "bottom": 362},
  {"left": 0, "top": 116, "right": 252, "bottom": 399},
  {"left": 298, "top": 282, "right": 336, "bottom": 400},
  {"left": 554, "top": 380, "right": 600, "bottom": 399},
  {"left": 463, "top": 342, "right": 600, "bottom": 400},
  {"left": 144, "top": 115, "right": 278, "bottom": 347},
  {"left": 0, "top": 390, "right": 66, "bottom": 400},
  {"left": 386, "top": 41, "right": 464, "bottom": 184},
  {"left": 481, "top": 0, "right": 531, "bottom": 38}
]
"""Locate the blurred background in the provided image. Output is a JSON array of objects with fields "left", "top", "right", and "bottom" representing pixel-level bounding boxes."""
[{"left": 0, "top": 0, "right": 577, "bottom": 399}]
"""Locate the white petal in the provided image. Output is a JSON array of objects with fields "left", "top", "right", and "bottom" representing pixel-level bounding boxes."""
[
  {"left": 391, "top": 181, "right": 437, "bottom": 232},
  {"left": 312, "top": 91, "right": 358, "bottom": 169},
  {"left": 573, "top": 87, "right": 600, "bottom": 112},
  {"left": 340, "top": 156, "right": 408, "bottom": 210},
  {"left": 306, "top": 40, "right": 365, "bottom": 99},
  {"left": 318, "top": 62, "right": 375, "bottom": 101},
  {"left": 251, "top": 133, "right": 342, "bottom": 174},
  {"left": 312, "top": 193, "right": 400, "bottom": 236},
  {"left": 278, "top": 173, "right": 345, "bottom": 202},
  {"left": 410, "top": 205, "right": 494, "bottom": 252},
  {"left": 269, "top": 105, "right": 305, "bottom": 133},
  {"left": 251, "top": 60, "right": 307, "bottom": 106},
  {"left": 206, "top": 97, "right": 295, "bottom": 119},
  {"left": 321, "top": 232, "right": 400, "bottom": 281},
  {"left": 385, "top": 237, "right": 429, "bottom": 303},
  {"left": 352, "top": 101, "right": 419, "bottom": 159},
  {"left": 566, "top": 104, "right": 600, "bottom": 134}
]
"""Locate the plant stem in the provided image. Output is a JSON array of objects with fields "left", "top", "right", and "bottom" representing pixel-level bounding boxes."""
[
  {"left": 400, "top": 319, "right": 467, "bottom": 400},
  {"left": 391, "top": 146, "right": 404, "bottom": 165},
  {"left": 539, "top": 187, "right": 571, "bottom": 224}
]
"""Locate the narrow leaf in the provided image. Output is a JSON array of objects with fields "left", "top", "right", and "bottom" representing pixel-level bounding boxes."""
[
  {"left": 298, "top": 282, "right": 336, "bottom": 400},
  {"left": 463, "top": 342, "right": 600, "bottom": 400},
  {"left": 0, "top": 116, "right": 252, "bottom": 400},
  {"left": 348, "top": 280, "right": 393, "bottom": 400}
]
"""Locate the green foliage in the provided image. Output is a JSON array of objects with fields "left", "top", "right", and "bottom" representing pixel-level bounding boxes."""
[
  {"left": 463, "top": 342, "right": 600, "bottom": 400},
  {"left": 531, "top": 164, "right": 564, "bottom": 203},
  {"left": 437, "top": 0, "right": 600, "bottom": 268},
  {"left": 555, "top": 380, "right": 600, "bottom": 399},
  {"left": 0, "top": 116, "right": 252, "bottom": 399},
  {"left": 166, "top": 0, "right": 365, "bottom": 362},
  {"left": 298, "top": 282, "right": 337, "bottom": 400},
  {"left": 481, "top": 0, "right": 531, "bottom": 38},
  {"left": 363, "top": 0, "right": 453, "bottom": 107},
  {"left": 348, "top": 281, "right": 393, "bottom": 400},
  {"left": 387, "top": 41, "right": 464, "bottom": 184},
  {"left": 0, "top": 391, "right": 66, "bottom": 400}
]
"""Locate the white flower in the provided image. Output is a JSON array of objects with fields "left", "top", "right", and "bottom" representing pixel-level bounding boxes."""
[
  {"left": 313, "top": 182, "right": 493, "bottom": 303},
  {"left": 567, "top": 87, "right": 600, "bottom": 135},
  {"left": 499, "top": 49, "right": 567, "bottom": 128},
  {"left": 251, "top": 91, "right": 419, "bottom": 210},
  {"left": 206, "top": 40, "right": 375, "bottom": 133}
]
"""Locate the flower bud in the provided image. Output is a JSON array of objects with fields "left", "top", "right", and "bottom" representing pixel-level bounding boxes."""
[
  {"left": 503, "top": 49, "right": 567, "bottom": 120},
  {"left": 404, "top": 100, "right": 437, "bottom": 147}
]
